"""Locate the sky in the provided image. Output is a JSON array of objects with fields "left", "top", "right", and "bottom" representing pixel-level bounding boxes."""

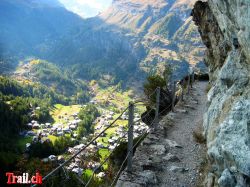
[{"left": 58, "top": 0, "right": 113, "bottom": 18}]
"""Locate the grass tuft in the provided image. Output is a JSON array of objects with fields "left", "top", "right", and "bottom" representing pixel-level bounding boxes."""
[
  {"left": 193, "top": 120, "right": 206, "bottom": 144},
  {"left": 205, "top": 83, "right": 211, "bottom": 93},
  {"left": 193, "top": 129, "right": 206, "bottom": 144}
]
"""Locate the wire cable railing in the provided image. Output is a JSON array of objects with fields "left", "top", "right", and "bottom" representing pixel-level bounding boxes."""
[
  {"left": 109, "top": 74, "right": 194, "bottom": 186},
  {"left": 37, "top": 94, "right": 155, "bottom": 186},
  {"left": 109, "top": 106, "right": 164, "bottom": 186},
  {"left": 110, "top": 129, "right": 149, "bottom": 187},
  {"left": 36, "top": 106, "right": 129, "bottom": 186},
  {"left": 109, "top": 100, "right": 177, "bottom": 186},
  {"left": 35, "top": 73, "right": 194, "bottom": 186},
  {"left": 85, "top": 132, "right": 128, "bottom": 186}
]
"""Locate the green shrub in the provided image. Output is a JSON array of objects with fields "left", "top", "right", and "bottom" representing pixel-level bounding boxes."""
[{"left": 205, "top": 83, "right": 212, "bottom": 93}]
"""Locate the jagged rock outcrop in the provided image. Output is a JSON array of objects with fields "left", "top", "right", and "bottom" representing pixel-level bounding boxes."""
[{"left": 192, "top": 1, "right": 250, "bottom": 186}]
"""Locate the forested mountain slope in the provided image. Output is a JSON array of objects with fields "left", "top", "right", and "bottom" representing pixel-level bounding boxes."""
[
  {"left": 0, "top": 0, "right": 206, "bottom": 88},
  {"left": 0, "top": 0, "right": 83, "bottom": 59}
]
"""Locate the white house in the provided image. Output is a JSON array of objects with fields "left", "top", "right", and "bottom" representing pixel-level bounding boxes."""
[
  {"left": 45, "top": 123, "right": 51, "bottom": 128},
  {"left": 69, "top": 125, "right": 77, "bottom": 130},
  {"left": 32, "top": 123, "right": 40, "bottom": 129},
  {"left": 57, "top": 131, "right": 64, "bottom": 136},
  {"left": 48, "top": 155, "right": 57, "bottom": 161},
  {"left": 26, "top": 131, "right": 36, "bottom": 136},
  {"left": 97, "top": 172, "right": 105, "bottom": 178},
  {"left": 63, "top": 127, "right": 71, "bottom": 134}
]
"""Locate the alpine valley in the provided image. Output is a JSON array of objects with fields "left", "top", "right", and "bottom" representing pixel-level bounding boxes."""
[{"left": 0, "top": 0, "right": 206, "bottom": 186}]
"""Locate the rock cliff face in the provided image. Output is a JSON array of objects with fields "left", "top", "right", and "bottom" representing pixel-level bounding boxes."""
[{"left": 192, "top": 1, "right": 250, "bottom": 186}]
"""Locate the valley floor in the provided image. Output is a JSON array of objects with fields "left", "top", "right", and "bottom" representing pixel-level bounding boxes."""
[{"left": 116, "top": 81, "right": 208, "bottom": 187}]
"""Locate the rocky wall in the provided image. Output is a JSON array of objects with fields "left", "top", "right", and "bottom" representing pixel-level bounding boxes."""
[{"left": 192, "top": 1, "right": 250, "bottom": 186}]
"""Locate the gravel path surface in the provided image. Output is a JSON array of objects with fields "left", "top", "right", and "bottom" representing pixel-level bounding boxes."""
[
  {"left": 155, "top": 81, "right": 208, "bottom": 187},
  {"left": 116, "top": 81, "right": 208, "bottom": 187}
]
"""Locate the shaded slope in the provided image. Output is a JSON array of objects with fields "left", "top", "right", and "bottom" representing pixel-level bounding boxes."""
[{"left": 0, "top": 0, "right": 206, "bottom": 88}]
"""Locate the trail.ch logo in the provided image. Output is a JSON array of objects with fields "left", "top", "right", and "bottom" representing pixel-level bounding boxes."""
[{"left": 6, "top": 172, "right": 42, "bottom": 185}]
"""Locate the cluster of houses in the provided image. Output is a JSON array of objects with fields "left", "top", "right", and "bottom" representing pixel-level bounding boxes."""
[
  {"left": 20, "top": 111, "right": 83, "bottom": 158},
  {"left": 65, "top": 143, "right": 106, "bottom": 176},
  {"left": 93, "top": 111, "right": 149, "bottom": 151},
  {"left": 19, "top": 106, "right": 149, "bottom": 178},
  {"left": 22, "top": 111, "right": 82, "bottom": 140},
  {"left": 96, "top": 111, "right": 115, "bottom": 123},
  {"left": 133, "top": 121, "right": 149, "bottom": 138},
  {"left": 41, "top": 140, "right": 108, "bottom": 176},
  {"left": 110, "top": 120, "right": 148, "bottom": 141},
  {"left": 59, "top": 110, "right": 149, "bottom": 176}
]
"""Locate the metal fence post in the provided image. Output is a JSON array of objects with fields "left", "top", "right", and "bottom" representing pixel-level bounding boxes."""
[
  {"left": 187, "top": 74, "right": 190, "bottom": 94},
  {"left": 190, "top": 73, "right": 193, "bottom": 89},
  {"left": 181, "top": 80, "right": 184, "bottom": 101},
  {"left": 169, "top": 74, "right": 173, "bottom": 89},
  {"left": 171, "top": 81, "right": 176, "bottom": 112},
  {"left": 166, "top": 74, "right": 169, "bottom": 90},
  {"left": 127, "top": 102, "right": 134, "bottom": 173},
  {"left": 192, "top": 72, "right": 195, "bottom": 85},
  {"left": 154, "top": 87, "right": 160, "bottom": 129}
]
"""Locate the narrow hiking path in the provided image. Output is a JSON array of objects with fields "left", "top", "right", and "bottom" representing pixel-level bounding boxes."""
[
  {"left": 155, "top": 81, "right": 208, "bottom": 187},
  {"left": 116, "top": 81, "right": 208, "bottom": 187}
]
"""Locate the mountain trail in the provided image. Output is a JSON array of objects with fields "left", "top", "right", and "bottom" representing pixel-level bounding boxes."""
[{"left": 116, "top": 81, "right": 208, "bottom": 187}]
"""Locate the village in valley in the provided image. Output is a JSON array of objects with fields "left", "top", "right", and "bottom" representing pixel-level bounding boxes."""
[{"left": 19, "top": 95, "right": 149, "bottom": 179}]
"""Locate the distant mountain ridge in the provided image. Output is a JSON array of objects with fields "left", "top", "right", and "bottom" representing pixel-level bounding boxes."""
[
  {"left": 100, "top": 0, "right": 197, "bottom": 32},
  {"left": 98, "top": 0, "right": 205, "bottom": 80},
  {"left": 0, "top": 0, "right": 82, "bottom": 58},
  {"left": 0, "top": 0, "right": 206, "bottom": 88}
]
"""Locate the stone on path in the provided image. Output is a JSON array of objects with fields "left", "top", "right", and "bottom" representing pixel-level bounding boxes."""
[
  {"left": 165, "top": 139, "right": 182, "bottom": 148},
  {"left": 163, "top": 153, "right": 180, "bottom": 162},
  {"left": 169, "top": 166, "right": 187, "bottom": 173}
]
